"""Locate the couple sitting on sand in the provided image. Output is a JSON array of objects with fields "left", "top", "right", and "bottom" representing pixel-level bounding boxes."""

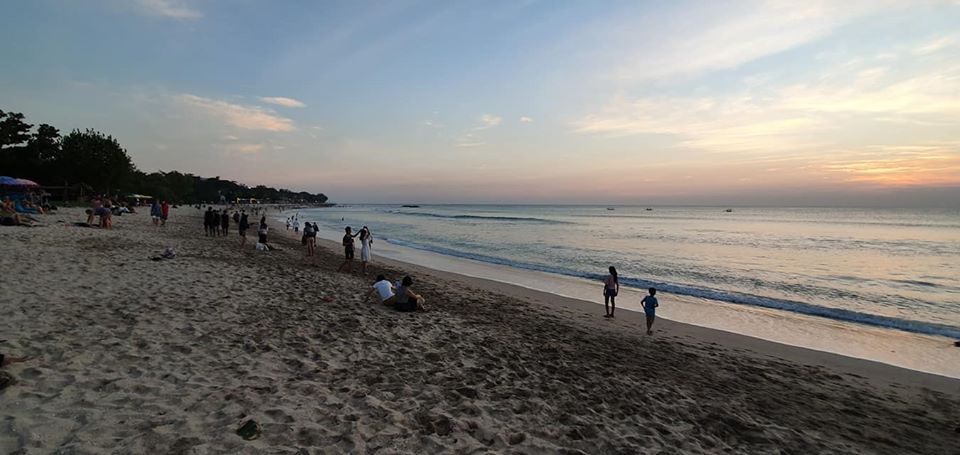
[
  {"left": 603, "top": 266, "right": 660, "bottom": 335},
  {"left": 365, "top": 274, "right": 427, "bottom": 312}
]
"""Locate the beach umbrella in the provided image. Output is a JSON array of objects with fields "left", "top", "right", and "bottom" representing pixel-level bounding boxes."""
[{"left": 13, "top": 178, "right": 39, "bottom": 187}]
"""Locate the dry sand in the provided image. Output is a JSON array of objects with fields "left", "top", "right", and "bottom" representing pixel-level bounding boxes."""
[{"left": 1, "top": 207, "right": 958, "bottom": 454}]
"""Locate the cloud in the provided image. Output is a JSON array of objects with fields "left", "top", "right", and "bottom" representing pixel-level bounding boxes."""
[
  {"left": 520, "top": 116, "right": 534, "bottom": 123},
  {"left": 223, "top": 135, "right": 239, "bottom": 141},
  {"left": 221, "top": 143, "right": 264, "bottom": 155},
  {"left": 609, "top": 1, "right": 913, "bottom": 81},
  {"left": 819, "top": 143, "right": 960, "bottom": 186},
  {"left": 475, "top": 114, "right": 502, "bottom": 130},
  {"left": 258, "top": 96, "right": 307, "bottom": 108},
  {"left": 138, "top": 0, "right": 202, "bottom": 20},
  {"left": 913, "top": 34, "right": 960, "bottom": 55},
  {"left": 176, "top": 94, "right": 295, "bottom": 132},
  {"left": 455, "top": 133, "right": 485, "bottom": 148}
]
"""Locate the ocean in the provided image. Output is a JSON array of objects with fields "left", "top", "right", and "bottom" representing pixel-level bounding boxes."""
[{"left": 289, "top": 205, "right": 960, "bottom": 375}]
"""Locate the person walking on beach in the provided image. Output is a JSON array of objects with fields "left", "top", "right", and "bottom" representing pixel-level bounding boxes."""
[
  {"left": 303, "top": 222, "right": 317, "bottom": 257},
  {"left": 257, "top": 216, "right": 269, "bottom": 250},
  {"left": 293, "top": 218, "right": 300, "bottom": 234},
  {"left": 150, "top": 200, "right": 161, "bottom": 226},
  {"left": 204, "top": 207, "right": 214, "bottom": 236},
  {"left": 220, "top": 209, "right": 230, "bottom": 236},
  {"left": 238, "top": 211, "right": 249, "bottom": 248},
  {"left": 337, "top": 226, "right": 360, "bottom": 273},
  {"left": 641, "top": 288, "right": 659, "bottom": 335},
  {"left": 160, "top": 200, "right": 170, "bottom": 226},
  {"left": 359, "top": 226, "right": 373, "bottom": 275},
  {"left": 603, "top": 266, "right": 619, "bottom": 318}
]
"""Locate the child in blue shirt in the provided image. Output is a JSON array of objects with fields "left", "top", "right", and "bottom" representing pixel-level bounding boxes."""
[{"left": 641, "top": 288, "right": 659, "bottom": 335}]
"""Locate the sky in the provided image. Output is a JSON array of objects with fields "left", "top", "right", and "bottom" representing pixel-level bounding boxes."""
[{"left": 1, "top": 0, "right": 959, "bottom": 206}]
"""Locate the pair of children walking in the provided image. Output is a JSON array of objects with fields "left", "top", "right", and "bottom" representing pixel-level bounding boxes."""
[{"left": 603, "top": 266, "right": 659, "bottom": 335}]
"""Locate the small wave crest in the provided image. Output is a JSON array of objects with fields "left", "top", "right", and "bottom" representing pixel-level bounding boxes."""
[
  {"left": 385, "top": 237, "right": 960, "bottom": 339},
  {"left": 388, "top": 211, "right": 572, "bottom": 224}
]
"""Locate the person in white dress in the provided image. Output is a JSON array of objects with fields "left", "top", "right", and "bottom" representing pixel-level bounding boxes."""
[{"left": 359, "top": 226, "right": 373, "bottom": 274}]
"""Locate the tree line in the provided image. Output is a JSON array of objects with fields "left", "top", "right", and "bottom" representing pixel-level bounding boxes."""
[{"left": 0, "top": 109, "right": 328, "bottom": 204}]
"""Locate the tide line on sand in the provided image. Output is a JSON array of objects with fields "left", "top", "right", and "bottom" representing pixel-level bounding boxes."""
[{"left": 0, "top": 206, "right": 958, "bottom": 453}]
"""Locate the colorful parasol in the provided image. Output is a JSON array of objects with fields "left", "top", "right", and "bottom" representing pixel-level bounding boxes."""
[{"left": 13, "top": 178, "right": 39, "bottom": 187}]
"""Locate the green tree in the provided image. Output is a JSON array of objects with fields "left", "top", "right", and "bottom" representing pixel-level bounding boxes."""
[
  {"left": 0, "top": 109, "right": 32, "bottom": 149},
  {"left": 59, "top": 129, "right": 136, "bottom": 194}
]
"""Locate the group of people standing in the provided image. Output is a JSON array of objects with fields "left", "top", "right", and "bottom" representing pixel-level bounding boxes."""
[
  {"left": 602, "top": 266, "right": 660, "bottom": 335},
  {"left": 198, "top": 206, "right": 265, "bottom": 249},
  {"left": 203, "top": 207, "right": 233, "bottom": 237}
]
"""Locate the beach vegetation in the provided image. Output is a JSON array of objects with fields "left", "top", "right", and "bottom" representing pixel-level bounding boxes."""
[{"left": 0, "top": 108, "right": 328, "bottom": 204}]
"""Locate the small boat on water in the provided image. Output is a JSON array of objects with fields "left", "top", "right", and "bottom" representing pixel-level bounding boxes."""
[
  {"left": 401, "top": 204, "right": 420, "bottom": 208},
  {"left": 725, "top": 208, "right": 733, "bottom": 213},
  {"left": 645, "top": 208, "right": 653, "bottom": 211},
  {"left": 606, "top": 207, "right": 615, "bottom": 211}
]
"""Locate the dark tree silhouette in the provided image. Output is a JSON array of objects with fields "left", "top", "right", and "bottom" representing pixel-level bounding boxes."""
[{"left": 59, "top": 129, "right": 136, "bottom": 194}]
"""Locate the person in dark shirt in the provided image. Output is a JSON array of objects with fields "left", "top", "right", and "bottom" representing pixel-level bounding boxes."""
[
  {"left": 337, "top": 226, "right": 360, "bottom": 273},
  {"left": 238, "top": 212, "right": 249, "bottom": 248},
  {"left": 220, "top": 209, "right": 230, "bottom": 236}
]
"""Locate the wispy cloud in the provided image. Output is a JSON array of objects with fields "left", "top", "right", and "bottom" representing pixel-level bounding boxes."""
[
  {"left": 176, "top": 94, "right": 295, "bottom": 132},
  {"left": 455, "top": 133, "right": 485, "bottom": 148},
  {"left": 474, "top": 114, "right": 502, "bottom": 130},
  {"left": 258, "top": 96, "right": 307, "bottom": 108},
  {"left": 220, "top": 143, "right": 264, "bottom": 155},
  {"left": 609, "top": 1, "right": 913, "bottom": 81},
  {"left": 520, "top": 116, "right": 534, "bottom": 123},
  {"left": 819, "top": 143, "right": 960, "bottom": 186},
  {"left": 913, "top": 34, "right": 960, "bottom": 55},
  {"left": 138, "top": 0, "right": 202, "bottom": 20}
]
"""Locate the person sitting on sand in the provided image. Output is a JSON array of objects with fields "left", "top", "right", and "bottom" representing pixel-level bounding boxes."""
[
  {"left": 393, "top": 276, "right": 426, "bottom": 312},
  {"left": 337, "top": 226, "right": 360, "bottom": 273},
  {"left": 1, "top": 205, "right": 31, "bottom": 226},
  {"left": 641, "top": 287, "right": 659, "bottom": 335},
  {"left": 2, "top": 196, "right": 14, "bottom": 213},
  {"left": 603, "top": 266, "right": 619, "bottom": 318},
  {"left": 365, "top": 274, "right": 396, "bottom": 305}
]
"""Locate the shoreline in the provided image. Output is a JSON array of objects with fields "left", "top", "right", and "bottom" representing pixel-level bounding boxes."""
[
  {"left": 280, "top": 210, "right": 960, "bottom": 381},
  {"left": 2, "top": 206, "right": 958, "bottom": 453},
  {"left": 279, "top": 225, "right": 960, "bottom": 395}
]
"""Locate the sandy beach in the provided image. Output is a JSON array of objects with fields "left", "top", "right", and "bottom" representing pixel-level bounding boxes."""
[{"left": 1, "top": 207, "right": 958, "bottom": 454}]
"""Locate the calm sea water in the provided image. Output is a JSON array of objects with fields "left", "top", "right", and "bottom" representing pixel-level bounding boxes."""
[{"left": 299, "top": 205, "right": 960, "bottom": 339}]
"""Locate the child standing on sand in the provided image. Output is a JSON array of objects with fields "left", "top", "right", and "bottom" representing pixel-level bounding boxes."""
[
  {"left": 641, "top": 288, "right": 659, "bottom": 335},
  {"left": 603, "top": 266, "right": 619, "bottom": 318}
]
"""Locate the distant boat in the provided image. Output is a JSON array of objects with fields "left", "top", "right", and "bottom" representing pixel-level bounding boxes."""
[
  {"left": 725, "top": 208, "right": 733, "bottom": 212},
  {"left": 645, "top": 208, "right": 653, "bottom": 211},
  {"left": 401, "top": 204, "right": 420, "bottom": 208},
  {"left": 606, "top": 207, "right": 615, "bottom": 211}
]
